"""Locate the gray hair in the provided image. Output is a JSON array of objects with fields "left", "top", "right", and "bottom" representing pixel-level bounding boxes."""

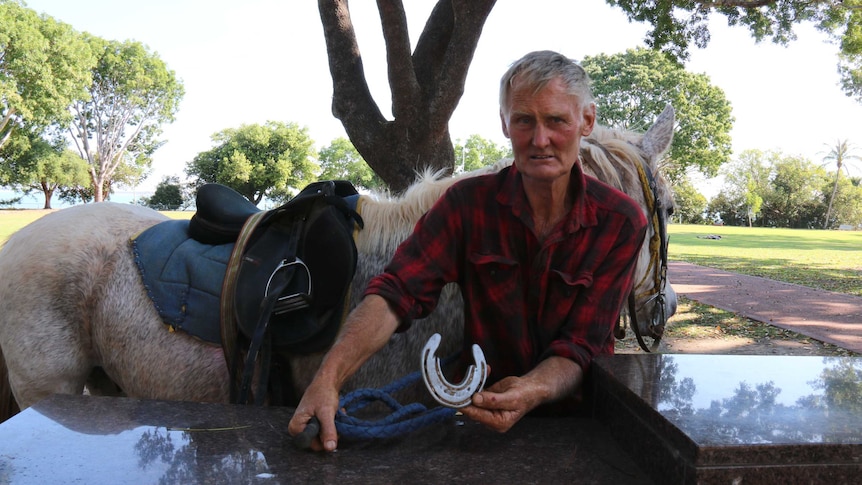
[{"left": 499, "top": 50, "right": 594, "bottom": 115}]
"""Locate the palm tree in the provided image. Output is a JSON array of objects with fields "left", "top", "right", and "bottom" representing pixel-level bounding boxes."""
[{"left": 822, "top": 139, "right": 862, "bottom": 229}]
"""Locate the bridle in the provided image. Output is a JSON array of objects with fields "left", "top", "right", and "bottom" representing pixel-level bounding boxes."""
[
  {"left": 626, "top": 155, "right": 670, "bottom": 352},
  {"left": 590, "top": 141, "right": 671, "bottom": 352}
]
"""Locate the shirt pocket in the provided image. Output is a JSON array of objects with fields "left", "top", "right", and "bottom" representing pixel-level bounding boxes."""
[
  {"left": 548, "top": 270, "right": 594, "bottom": 305},
  {"left": 468, "top": 253, "right": 521, "bottom": 308}
]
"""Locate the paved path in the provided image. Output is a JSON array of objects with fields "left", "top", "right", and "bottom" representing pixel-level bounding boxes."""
[{"left": 669, "top": 261, "right": 862, "bottom": 354}]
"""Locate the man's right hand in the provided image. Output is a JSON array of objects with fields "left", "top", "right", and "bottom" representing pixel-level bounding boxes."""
[{"left": 288, "top": 382, "right": 340, "bottom": 452}]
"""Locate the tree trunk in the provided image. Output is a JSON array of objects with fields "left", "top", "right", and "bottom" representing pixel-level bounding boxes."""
[
  {"left": 318, "top": 0, "right": 497, "bottom": 193},
  {"left": 823, "top": 169, "right": 841, "bottom": 229}
]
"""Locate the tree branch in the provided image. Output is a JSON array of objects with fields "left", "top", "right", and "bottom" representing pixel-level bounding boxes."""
[
  {"left": 318, "top": 0, "right": 387, "bottom": 148},
  {"left": 377, "top": 0, "right": 421, "bottom": 122}
]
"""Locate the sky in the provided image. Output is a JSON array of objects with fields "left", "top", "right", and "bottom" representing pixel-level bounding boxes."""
[{"left": 21, "top": 0, "right": 862, "bottom": 197}]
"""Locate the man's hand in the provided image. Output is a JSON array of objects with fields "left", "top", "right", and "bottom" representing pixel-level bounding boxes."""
[
  {"left": 459, "top": 356, "right": 583, "bottom": 432},
  {"left": 287, "top": 381, "right": 340, "bottom": 452},
  {"left": 459, "top": 376, "right": 537, "bottom": 432}
]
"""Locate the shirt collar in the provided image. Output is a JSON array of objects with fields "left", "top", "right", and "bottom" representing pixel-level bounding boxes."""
[{"left": 497, "top": 161, "right": 598, "bottom": 233}]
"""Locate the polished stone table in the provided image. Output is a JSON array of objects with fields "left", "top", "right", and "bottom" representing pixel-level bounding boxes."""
[
  {"left": 3, "top": 354, "right": 861, "bottom": 484},
  {"left": 0, "top": 393, "right": 650, "bottom": 484},
  {"left": 593, "top": 353, "right": 862, "bottom": 484}
]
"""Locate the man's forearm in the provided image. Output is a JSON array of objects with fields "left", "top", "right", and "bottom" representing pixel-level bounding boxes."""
[
  {"left": 312, "top": 294, "right": 402, "bottom": 390},
  {"left": 523, "top": 355, "right": 583, "bottom": 405}
]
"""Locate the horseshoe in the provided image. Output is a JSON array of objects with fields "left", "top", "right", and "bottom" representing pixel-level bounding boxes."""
[{"left": 421, "top": 333, "right": 488, "bottom": 408}]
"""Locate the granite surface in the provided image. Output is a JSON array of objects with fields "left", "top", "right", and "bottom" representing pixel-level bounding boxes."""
[
  {"left": 593, "top": 353, "right": 862, "bottom": 484},
  {"left": 0, "top": 393, "right": 650, "bottom": 485}
]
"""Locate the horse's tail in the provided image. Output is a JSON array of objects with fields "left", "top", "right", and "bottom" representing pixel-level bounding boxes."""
[{"left": 0, "top": 344, "right": 20, "bottom": 423}]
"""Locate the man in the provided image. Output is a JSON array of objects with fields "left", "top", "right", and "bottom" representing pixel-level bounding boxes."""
[{"left": 288, "top": 50, "right": 648, "bottom": 451}]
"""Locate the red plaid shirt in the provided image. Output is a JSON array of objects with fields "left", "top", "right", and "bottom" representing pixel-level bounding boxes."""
[{"left": 366, "top": 163, "right": 647, "bottom": 384}]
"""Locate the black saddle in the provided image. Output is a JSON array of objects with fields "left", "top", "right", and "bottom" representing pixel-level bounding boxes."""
[
  {"left": 189, "top": 184, "right": 261, "bottom": 245},
  {"left": 209, "top": 181, "right": 364, "bottom": 405}
]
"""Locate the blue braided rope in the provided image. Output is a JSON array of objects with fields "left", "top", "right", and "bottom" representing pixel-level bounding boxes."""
[{"left": 334, "top": 369, "right": 458, "bottom": 440}]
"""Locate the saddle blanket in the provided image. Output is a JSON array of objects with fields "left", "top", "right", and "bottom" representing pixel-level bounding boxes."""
[{"left": 132, "top": 220, "right": 232, "bottom": 344}]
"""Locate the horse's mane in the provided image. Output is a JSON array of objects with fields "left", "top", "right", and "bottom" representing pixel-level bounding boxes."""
[
  {"left": 580, "top": 124, "right": 672, "bottom": 212},
  {"left": 355, "top": 122, "right": 672, "bottom": 257}
]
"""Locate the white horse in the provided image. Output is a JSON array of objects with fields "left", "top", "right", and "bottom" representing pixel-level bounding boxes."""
[{"left": 0, "top": 107, "right": 676, "bottom": 422}]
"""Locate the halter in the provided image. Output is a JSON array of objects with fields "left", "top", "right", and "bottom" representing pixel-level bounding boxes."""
[
  {"left": 628, "top": 156, "right": 670, "bottom": 352},
  {"left": 588, "top": 141, "right": 670, "bottom": 352}
]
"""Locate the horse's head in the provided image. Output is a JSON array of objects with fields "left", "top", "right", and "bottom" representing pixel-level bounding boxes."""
[{"left": 580, "top": 105, "right": 677, "bottom": 351}]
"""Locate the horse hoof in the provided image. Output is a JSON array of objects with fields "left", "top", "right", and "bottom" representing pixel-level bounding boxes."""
[{"left": 421, "top": 333, "right": 488, "bottom": 408}]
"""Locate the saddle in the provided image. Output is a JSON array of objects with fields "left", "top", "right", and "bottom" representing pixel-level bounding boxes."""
[{"left": 190, "top": 181, "right": 363, "bottom": 405}]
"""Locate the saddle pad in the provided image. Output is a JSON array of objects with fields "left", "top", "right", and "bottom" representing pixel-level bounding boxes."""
[{"left": 132, "top": 220, "right": 232, "bottom": 344}]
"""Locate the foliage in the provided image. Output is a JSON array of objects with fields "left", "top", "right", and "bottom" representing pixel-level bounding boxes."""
[
  {"left": 606, "top": 0, "right": 862, "bottom": 102},
  {"left": 0, "top": 0, "right": 94, "bottom": 152},
  {"left": 717, "top": 150, "right": 774, "bottom": 225},
  {"left": 144, "top": 176, "right": 185, "bottom": 211},
  {"left": 0, "top": 134, "right": 89, "bottom": 209},
  {"left": 318, "top": 137, "right": 386, "bottom": 192},
  {"left": 672, "top": 176, "right": 708, "bottom": 224},
  {"left": 711, "top": 149, "right": 862, "bottom": 228},
  {"left": 760, "top": 156, "right": 829, "bottom": 228},
  {"left": 68, "top": 35, "right": 184, "bottom": 202},
  {"left": 582, "top": 48, "right": 734, "bottom": 182},
  {"left": 453, "top": 134, "right": 512, "bottom": 173},
  {"left": 186, "top": 121, "right": 318, "bottom": 205},
  {"left": 821, "top": 139, "right": 862, "bottom": 228}
]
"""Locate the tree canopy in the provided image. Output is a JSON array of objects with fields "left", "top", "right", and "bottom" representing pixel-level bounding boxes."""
[
  {"left": 186, "top": 121, "right": 318, "bottom": 205},
  {"left": 68, "top": 36, "right": 183, "bottom": 202},
  {"left": 582, "top": 47, "right": 734, "bottom": 182},
  {"left": 318, "top": 137, "right": 386, "bottom": 192},
  {"left": 0, "top": 0, "right": 93, "bottom": 152},
  {"left": 608, "top": 0, "right": 862, "bottom": 102},
  {"left": 709, "top": 149, "right": 862, "bottom": 228}
]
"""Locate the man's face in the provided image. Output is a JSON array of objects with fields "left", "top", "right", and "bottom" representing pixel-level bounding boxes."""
[{"left": 501, "top": 76, "right": 595, "bottom": 185}]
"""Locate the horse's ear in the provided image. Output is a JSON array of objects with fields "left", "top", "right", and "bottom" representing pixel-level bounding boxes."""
[{"left": 640, "top": 105, "right": 674, "bottom": 160}]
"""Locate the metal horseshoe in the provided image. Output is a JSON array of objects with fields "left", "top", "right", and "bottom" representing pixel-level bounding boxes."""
[{"left": 421, "top": 333, "right": 488, "bottom": 408}]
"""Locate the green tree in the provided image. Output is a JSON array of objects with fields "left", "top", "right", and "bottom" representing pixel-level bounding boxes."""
[
  {"left": 453, "top": 135, "right": 512, "bottom": 173},
  {"left": 582, "top": 48, "right": 734, "bottom": 182},
  {"left": 187, "top": 121, "right": 318, "bottom": 205},
  {"left": 821, "top": 139, "right": 862, "bottom": 228},
  {"left": 68, "top": 36, "right": 184, "bottom": 202},
  {"left": 0, "top": 134, "right": 89, "bottom": 208},
  {"left": 0, "top": 0, "right": 94, "bottom": 152},
  {"left": 318, "top": 137, "right": 386, "bottom": 192},
  {"left": 720, "top": 150, "right": 773, "bottom": 226},
  {"left": 760, "top": 156, "right": 828, "bottom": 228},
  {"left": 820, "top": 171, "right": 862, "bottom": 228},
  {"left": 608, "top": 0, "right": 862, "bottom": 102},
  {"left": 707, "top": 190, "right": 747, "bottom": 226},
  {"left": 145, "top": 176, "right": 184, "bottom": 211},
  {"left": 672, "top": 177, "right": 708, "bottom": 224}
]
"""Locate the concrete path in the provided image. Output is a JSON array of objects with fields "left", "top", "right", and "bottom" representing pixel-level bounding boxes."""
[{"left": 669, "top": 261, "right": 862, "bottom": 354}]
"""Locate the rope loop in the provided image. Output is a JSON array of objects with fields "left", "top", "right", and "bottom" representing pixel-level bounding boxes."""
[{"left": 334, "top": 369, "right": 458, "bottom": 441}]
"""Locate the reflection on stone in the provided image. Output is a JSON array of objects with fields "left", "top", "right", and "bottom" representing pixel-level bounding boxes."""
[
  {"left": 594, "top": 354, "right": 862, "bottom": 483},
  {"left": 0, "top": 393, "right": 650, "bottom": 484}
]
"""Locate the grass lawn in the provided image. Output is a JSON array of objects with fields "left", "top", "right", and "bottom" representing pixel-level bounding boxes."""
[
  {"left": 668, "top": 224, "right": 862, "bottom": 297},
  {"left": 0, "top": 207, "right": 192, "bottom": 246}
]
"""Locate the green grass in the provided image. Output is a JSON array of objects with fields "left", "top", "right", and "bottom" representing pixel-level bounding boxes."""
[
  {"left": 0, "top": 208, "right": 192, "bottom": 247},
  {"left": 668, "top": 224, "right": 862, "bottom": 297}
]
